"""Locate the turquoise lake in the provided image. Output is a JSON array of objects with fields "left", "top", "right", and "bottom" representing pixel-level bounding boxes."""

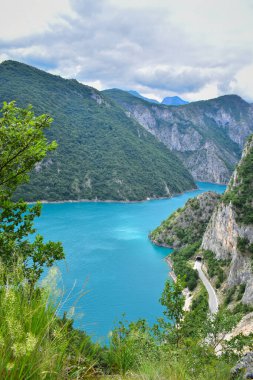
[{"left": 35, "top": 182, "right": 226, "bottom": 341}]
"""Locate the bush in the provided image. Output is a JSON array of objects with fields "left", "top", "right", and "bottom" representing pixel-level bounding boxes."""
[
  {"left": 224, "top": 286, "right": 237, "bottom": 306},
  {"left": 203, "top": 250, "right": 226, "bottom": 284}
]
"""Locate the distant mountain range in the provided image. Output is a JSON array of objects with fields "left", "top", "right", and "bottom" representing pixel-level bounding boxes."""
[
  {"left": 161, "top": 96, "right": 189, "bottom": 106},
  {"left": 103, "top": 89, "right": 253, "bottom": 183},
  {"left": 128, "top": 90, "right": 159, "bottom": 104},
  {"left": 0, "top": 60, "right": 195, "bottom": 201},
  {"left": 127, "top": 90, "right": 189, "bottom": 106}
]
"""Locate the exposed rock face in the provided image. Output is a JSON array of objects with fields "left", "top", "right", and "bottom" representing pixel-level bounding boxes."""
[
  {"left": 231, "top": 352, "right": 253, "bottom": 379},
  {"left": 104, "top": 90, "right": 253, "bottom": 183},
  {"left": 150, "top": 191, "right": 220, "bottom": 249},
  {"left": 202, "top": 202, "right": 253, "bottom": 303},
  {"left": 202, "top": 137, "right": 253, "bottom": 304}
]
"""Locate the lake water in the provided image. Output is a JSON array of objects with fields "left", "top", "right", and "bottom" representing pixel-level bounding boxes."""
[{"left": 35, "top": 182, "right": 226, "bottom": 341}]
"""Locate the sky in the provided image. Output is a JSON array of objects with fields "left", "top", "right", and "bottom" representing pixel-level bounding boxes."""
[{"left": 0, "top": 0, "right": 253, "bottom": 102}]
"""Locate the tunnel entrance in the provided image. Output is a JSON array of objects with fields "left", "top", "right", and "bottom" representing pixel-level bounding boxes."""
[{"left": 195, "top": 256, "right": 202, "bottom": 262}]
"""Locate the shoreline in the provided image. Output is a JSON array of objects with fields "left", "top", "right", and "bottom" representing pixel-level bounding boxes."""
[
  {"left": 27, "top": 185, "right": 199, "bottom": 205},
  {"left": 150, "top": 238, "right": 172, "bottom": 249},
  {"left": 197, "top": 180, "right": 228, "bottom": 186},
  {"left": 165, "top": 256, "right": 177, "bottom": 282},
  {"left": 25, "top": 181, "right": 227, "bottom": 205}
]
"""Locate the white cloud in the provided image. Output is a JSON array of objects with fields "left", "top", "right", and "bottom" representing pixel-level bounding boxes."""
[
  {"left": 0, "top": 0, "right": 253, "bottom": 101},
  {"left": 0, "top": 0, "right": 76, "bottom": 40},
  {"left": 229, "top": 64, "right": 253, "bottom": 102}
]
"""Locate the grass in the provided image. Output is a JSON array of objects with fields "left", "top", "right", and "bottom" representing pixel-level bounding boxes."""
[
  {"left": 0, "top": 264, "right": 66, "bottom": 379},
  {"left": 0, "top": 262, "right": 101, "bottom": 379},
  {"left": 99, "top": 354, "right": 233, "bottom": 380}
]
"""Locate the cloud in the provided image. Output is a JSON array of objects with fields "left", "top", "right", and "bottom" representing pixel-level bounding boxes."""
[
  {"left": 0, "top": 0, "right": 76, "bottom": 40},
  {"left": 0, "top": 0, "right": 253, "bottom": 101}
]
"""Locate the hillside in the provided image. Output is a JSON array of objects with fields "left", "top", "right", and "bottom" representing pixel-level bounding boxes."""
[
  {"left": 150, "top": 191, "right": 220, "bottom": 249},
  {"left": 151, "top": 135, "right": 253, "bottom": 307},
  {"left": 103, "top": 89, "right": 253, "bottom": 183},
  {"left": 0, "top": 60, "right": 196, "bottom": 201}
]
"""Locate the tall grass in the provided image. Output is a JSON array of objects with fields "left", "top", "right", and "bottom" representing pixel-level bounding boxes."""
[{"left": 0, "top": 261, "right": 100, "bottom": 379}]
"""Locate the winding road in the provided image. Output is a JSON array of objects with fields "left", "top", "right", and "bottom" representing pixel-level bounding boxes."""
[{"left": 194, "top": 260, "right": 219, "bottom": 314}]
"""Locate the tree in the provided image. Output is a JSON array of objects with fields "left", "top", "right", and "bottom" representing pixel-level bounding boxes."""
[
  {"left": 203, "top": 309, "right": 241, "bottom": 352},
  {"left": 157, "top": 276, "right": 186, "bottom": 346},
  {"left": 0, "top": 101, "right": 57, "bottom": 198},
  {"left": 0, "top": 101, "right": 64, "bottom": 284}
]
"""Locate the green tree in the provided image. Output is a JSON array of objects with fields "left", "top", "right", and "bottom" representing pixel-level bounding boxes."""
[
  {"left": 0, "top": 101, "right": 64, "bottom": 283},
  {"left": 203, "top": 309, "right": 241, "bottom": 352},
  {"left": 157, "top": 276, "right": 186, "bottom": 346}
]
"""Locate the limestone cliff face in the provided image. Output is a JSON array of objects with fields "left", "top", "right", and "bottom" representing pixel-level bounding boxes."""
[
  {"left": 202, "top": 137, "right": 253, "bottom": 304},
  {"left": 104, "top": 90, "right": 253, "bottom": 184}
]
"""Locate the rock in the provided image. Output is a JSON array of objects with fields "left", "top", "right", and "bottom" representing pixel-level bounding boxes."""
[
  {"left": 104, "top": 90, "right": 253, "bottom": 184},
  {"left": 231, "top": 352, "right": 253, "bottom": 379}
]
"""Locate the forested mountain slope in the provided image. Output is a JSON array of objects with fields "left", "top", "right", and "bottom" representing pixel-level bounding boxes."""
[
  {"left": 104, "top": 89, "right": 253, "bottom": 183},
  {"left": 0, "top": 60, "right": 195, "bottom": 201}
]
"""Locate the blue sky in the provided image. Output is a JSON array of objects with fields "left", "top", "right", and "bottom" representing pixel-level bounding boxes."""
[{"left": 0, "top": 0, "right": 253, "bottom": 102}]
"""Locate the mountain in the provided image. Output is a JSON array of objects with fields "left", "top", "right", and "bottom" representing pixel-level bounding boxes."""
[
  {"left": 128, "top": 90, "right": 159, "bottom": 104},
  {"left": 161, "top": 96, "right": 189, "bottom": 106},
  {"left": 103, "top": 89, "right": 253, "bottom": 184},
  {"left": 128, "top": 91, "right": 188, "bottom": 106},
  {"left": 151, "top": 135, "right": 253, "bottom": 306},
  {"left": 0, "top": 60, "right": 196, "bottom": 201},
  {"left": 202, "top": 134, "right": 253, "bottom": 305}
]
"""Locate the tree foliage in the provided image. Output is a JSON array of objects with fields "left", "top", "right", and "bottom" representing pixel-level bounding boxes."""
[
  {"left": 0, "top": 102, "right": 64, "bottom": 283},
  {"left": 157, "top": 276, "right": 186, "bottom": 346},
  {"left": 0, "top": 101, "right": 56, "bottom": 198}
]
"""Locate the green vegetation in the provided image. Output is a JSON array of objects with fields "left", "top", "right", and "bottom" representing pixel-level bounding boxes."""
[
  {"left": 150, "top": 192, "right": 220, "bottom": 248},
  {"left": 0, "top": 60, "right": 195, "bottom": 202},
  {"left": 237, "top": 236, "right": 253, "bottom": 254},
  {"left": 0, "top": 102, "right": 64, "bottom": 283},
  {"left": 171, "top": 242, "right": 200, "bottom": 290},
  {"left": 223, "top": 134, "right": 253, "bottom": 224},
  {"left": 0, "top": 264, "right": 103, "bottom": 379},
  {"left": 202, "top": 250, "right": 227, "bottom": 289}
]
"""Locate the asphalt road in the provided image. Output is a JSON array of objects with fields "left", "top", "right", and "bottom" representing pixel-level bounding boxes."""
[{"left": 194, "top": 260, "right": 219, "bottom": 314}]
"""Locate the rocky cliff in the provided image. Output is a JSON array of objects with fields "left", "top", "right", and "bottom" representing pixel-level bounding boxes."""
[
  {"left": 150, "top": 191, "right": 221, "bottom": 291},
  {"left": 150, "top": 191, "right": 220, "bottom": 249},
  {"left": 104, "top": 89, "right": 253, "bottom": 184},
  {"left": 202, "top": 135, "right": 253, "bottom": 304}
]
